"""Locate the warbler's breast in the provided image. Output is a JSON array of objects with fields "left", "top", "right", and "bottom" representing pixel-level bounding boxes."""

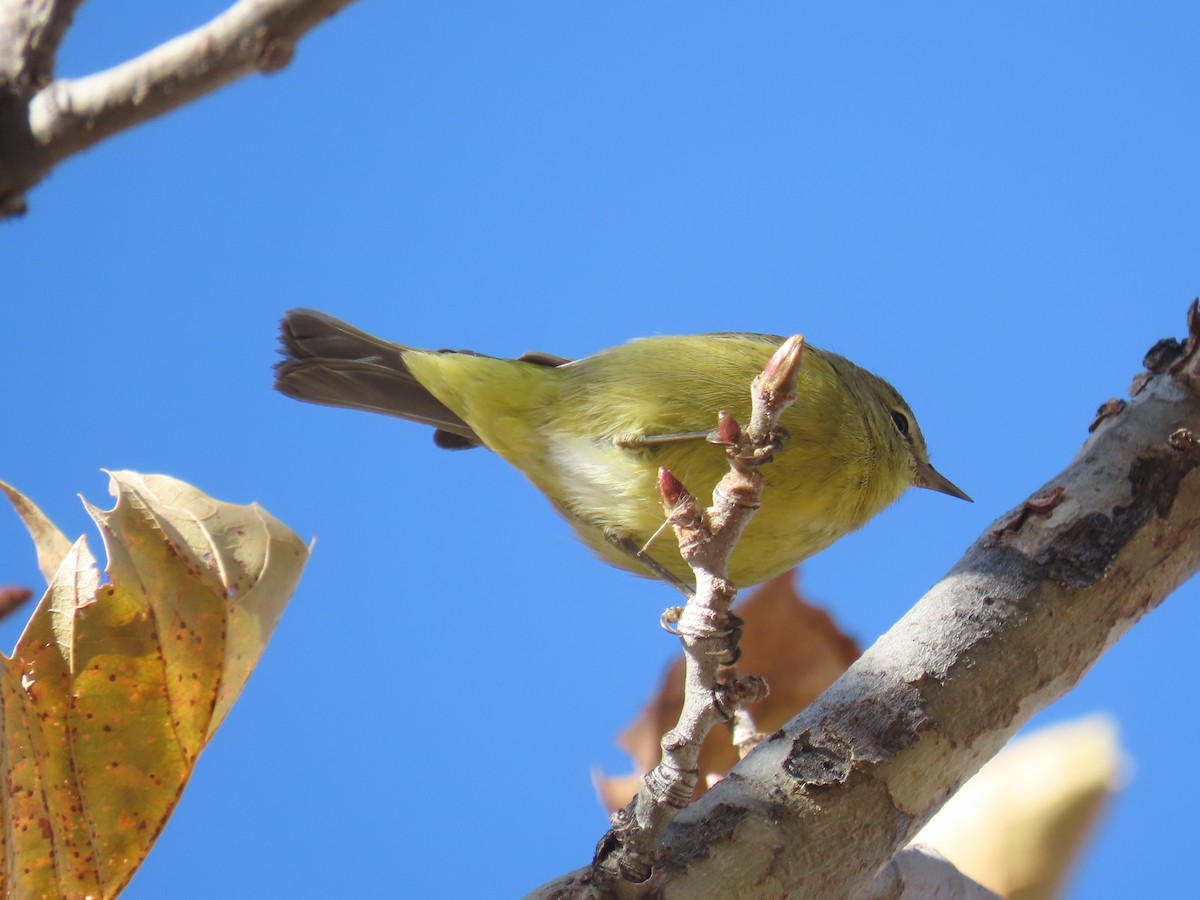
[{"left": 544, "top": 336, "right": 906, "bottom": 585}]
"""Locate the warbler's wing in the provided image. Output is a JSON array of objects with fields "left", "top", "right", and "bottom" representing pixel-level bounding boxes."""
[
  {"left": 554, "top": 333, "right": 788, "bottom": 441},
  {"left": 517, "top": 350, "right": 573, "bottom": 367}
]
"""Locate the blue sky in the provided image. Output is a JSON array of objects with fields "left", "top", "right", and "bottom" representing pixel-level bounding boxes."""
[{"left": 3, "top": 3, "right": 1198, "bottom": 897}]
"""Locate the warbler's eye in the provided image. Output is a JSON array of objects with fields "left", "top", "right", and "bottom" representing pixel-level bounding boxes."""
[{"left": 890, "top": 410, "right": 910, "bottom": 438}]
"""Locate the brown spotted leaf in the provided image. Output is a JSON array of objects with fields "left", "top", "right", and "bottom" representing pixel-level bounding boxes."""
[
  {"left": 0, "top": 472, "right": 308, "bottom": 899},
  {"left": 596, "top": 571, "right": 859, "bottom": 810}
]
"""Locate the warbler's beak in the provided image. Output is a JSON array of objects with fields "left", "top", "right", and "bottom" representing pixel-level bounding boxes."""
[{"left": 914, "top": 461, "right": 973, "bottom": 502}]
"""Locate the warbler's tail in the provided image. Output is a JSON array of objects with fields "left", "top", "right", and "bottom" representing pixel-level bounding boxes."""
[{"left": 275, "top": 308, "right": 483, "bottom": 448}]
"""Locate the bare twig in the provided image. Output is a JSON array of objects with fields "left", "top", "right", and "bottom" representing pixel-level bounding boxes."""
[
  {"left": 531, "top": 302, "right": 1200, "bottom": 898},
  {"left": 0, "top": 0, "right": 358, "bottom": 216},
  {"left": 592, "top": 336, "right": 804, "bottom": 887}
]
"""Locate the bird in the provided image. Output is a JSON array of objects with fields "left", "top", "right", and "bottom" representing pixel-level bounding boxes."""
[{"left": 274, "top": 309, "right": 969, "bottom": 590}]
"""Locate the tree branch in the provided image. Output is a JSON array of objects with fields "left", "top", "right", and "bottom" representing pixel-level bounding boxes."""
[
  {"left": 0, "top": 0, "right": 358, "bottom": 216},
  {"left": 533, "top": 302, "right": 1200, "bottom": 897},
  {"left": 0, "top": 0, "right": 84, "bottom": 90}
]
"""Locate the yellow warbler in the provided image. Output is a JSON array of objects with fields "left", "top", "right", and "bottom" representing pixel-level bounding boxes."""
[{"left": 275, "top": 309, "right": 969, "bottom": 588}]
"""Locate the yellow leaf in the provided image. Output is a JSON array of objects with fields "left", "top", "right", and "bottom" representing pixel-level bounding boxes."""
[
  {"left": 1, "top": 472, "right": 308, "bottom": 898},
  {"left": 914, "top": 715, "right": 1124, "bottom": 900}
]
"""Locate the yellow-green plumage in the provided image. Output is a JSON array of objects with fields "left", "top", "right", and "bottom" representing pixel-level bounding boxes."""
[{"left": 276, "top": 311, "right": 967, "bottom": 588}]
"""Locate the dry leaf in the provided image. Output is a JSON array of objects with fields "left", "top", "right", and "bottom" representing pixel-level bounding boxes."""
[
  {"left": 913, "top": 715, "right": 1124, "bottom": 900},
  {"left": 596, "top": 570, "right": 859, "bottom": 810},
  {"left": 0, "top": 472, "right": 308, "bottom": 898}
]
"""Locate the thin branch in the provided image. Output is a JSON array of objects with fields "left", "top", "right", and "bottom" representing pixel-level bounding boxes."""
[
  {"left": 0, "top": 0, "right": 358, "bottom": 216},
  {"left": 532, "top": 301, "right": 1200, "bottom": 897},
  {"left": 593, "top": 336, "right": 805, "bottom": 886}
]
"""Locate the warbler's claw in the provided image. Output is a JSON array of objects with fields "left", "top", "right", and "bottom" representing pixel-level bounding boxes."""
[
  {"left": 717, "top": 612, "right": 744, "bottom": 665},
  {"left": 730, "top": 427, "right": 789, "bottom": 464}
]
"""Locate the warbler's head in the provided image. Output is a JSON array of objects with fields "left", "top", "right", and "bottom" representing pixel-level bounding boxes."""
[{"left": 854, "top": 367, "right": 972, "bottom": 504}]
